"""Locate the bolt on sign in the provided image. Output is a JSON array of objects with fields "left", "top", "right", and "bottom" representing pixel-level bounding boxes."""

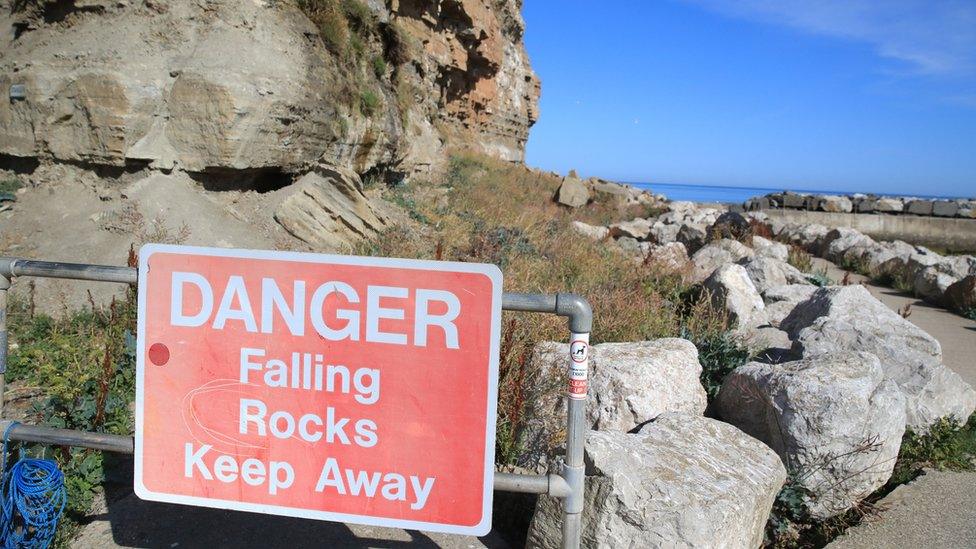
[{"left": 135, "top": 244, "right": 502, "bottom": 535}]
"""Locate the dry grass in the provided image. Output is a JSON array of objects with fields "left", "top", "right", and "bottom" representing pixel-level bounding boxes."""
[{"left": 361, "top": 152, "right": 733, "bottom": 461}]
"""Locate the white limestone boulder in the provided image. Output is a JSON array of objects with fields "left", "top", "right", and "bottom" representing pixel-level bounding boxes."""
[
  {"left": 517, "top": 339, "right": 707, "bottom": 471},
  {"left": 780, "top": 285, "right": 976, "bottom": 429},
  {"left": 526, "top": 414, "right": 786, "bottom": 549},
  {"left": 703, "top": 264, "right": 765, "bottom": 326},
  {"left": 716, "top": 352, "right": 906, "bottom": 519}
]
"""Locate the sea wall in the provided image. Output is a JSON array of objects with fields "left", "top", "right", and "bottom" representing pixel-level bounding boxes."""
[
  {"left": 761, "top": 209, "right": 976, "bottom": 253},
  {"left": 744, "top": 192, "right": 976, "bottom": 220}
]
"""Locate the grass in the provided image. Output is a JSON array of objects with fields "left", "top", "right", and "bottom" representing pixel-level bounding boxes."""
[
  {"left": 359, "top": 89, "right": 381, "bottom": 116},
  {"left": 360, "top": 152, "right": 734, "bottom": 463},
  {"left": 4, "top": 289, "right": 137, "bottom": 547},
  {"left": 371, "top": 55, "right": 387, "bottom": 78},
  {"left": 787, "top": 245, "right": 814, "bottom": 273}
]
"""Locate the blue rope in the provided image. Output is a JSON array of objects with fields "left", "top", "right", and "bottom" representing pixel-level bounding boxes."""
[{"left": 0, "top": 423, "right": 67, "bottom": 549}]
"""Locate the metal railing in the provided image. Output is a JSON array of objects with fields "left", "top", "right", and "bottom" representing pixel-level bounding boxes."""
[{"left": 0, "top": 256, "right": 590, "bottom": 549}]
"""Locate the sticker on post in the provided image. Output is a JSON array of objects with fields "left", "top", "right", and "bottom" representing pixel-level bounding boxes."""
[
  {"left": 134, "top": 244, "right": 502, "bottom": 536},
  {"left": 568, "top": 334, "right": 589, "bottom": 400}
]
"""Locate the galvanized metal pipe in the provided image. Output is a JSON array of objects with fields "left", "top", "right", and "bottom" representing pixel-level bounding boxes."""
[
  {"left": 493, "top": 472, "right": 571, "bottom": 497},
  {"left": 0, "top": 258, "right": 137, "bottom": 285},
  {"left": 0, "top": 420, "right": 134, "bottom": 453},
  {"left": 0, "top": 275, "right": 8, "bottom": 419}
]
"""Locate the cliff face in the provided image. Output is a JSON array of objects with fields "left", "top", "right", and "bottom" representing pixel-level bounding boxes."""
[{"left": 0, "top": 0, "right": 539, "bottom": 179}]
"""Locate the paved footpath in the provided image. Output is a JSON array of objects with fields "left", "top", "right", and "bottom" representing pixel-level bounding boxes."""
[{"left": 813, "top": 259, "right": 976, "bottom": 549}]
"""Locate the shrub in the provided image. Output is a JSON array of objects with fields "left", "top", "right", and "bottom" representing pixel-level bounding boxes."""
[
  {"left": 6, "top": 292, "right": 137, "bottom": 546},
  {"left": 359, "top": 89, "right": 381, "bottom": 116},
  {"left": 682, "top": 323, "right": 751, "bottom": 401},
  {"left": 963, "top": 308, "right": 976, "bottom": 321},
  {"left": 297, "top": 0, "right": 350, "bottom": 54},
  {"left": 0, "top": 178, "right": 22, "bottom": 194}
]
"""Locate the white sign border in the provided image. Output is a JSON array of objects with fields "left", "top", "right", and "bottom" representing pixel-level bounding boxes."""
[{"left": 134, "top": 243, "right": 503, "bottom": 536}]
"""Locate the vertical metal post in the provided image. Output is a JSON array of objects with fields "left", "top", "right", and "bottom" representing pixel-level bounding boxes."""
[
  {"left": 0, "top": 274, "right": 9, "bottom": 419},
  {"left": 555, "top": 294, "right": 592, "bottom": 549}
]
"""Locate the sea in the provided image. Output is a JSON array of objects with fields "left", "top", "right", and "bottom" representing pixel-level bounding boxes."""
[{"left": 627, "top": 182, "right": 967, "bottom": 205}]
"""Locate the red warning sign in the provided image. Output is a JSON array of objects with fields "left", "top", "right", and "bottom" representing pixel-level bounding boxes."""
[{"left": 135, "top": 244, "right": 502, "bottom": 535}]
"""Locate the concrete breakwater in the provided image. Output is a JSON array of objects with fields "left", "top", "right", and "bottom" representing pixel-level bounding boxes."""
[
  {"left": 743, "top": 192, "right": 976, "bottom": 219},
  {"left": 761, "top": 210, "right": 976, "bottom": 253}
]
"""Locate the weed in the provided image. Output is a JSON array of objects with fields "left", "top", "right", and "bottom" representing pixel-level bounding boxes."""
[
  {"left": 787, "top": 245, "right": 813, "bottom": 273},
  {"left": 962, "top": 308, "right": 976, "bottom": 321},
  {"left": 889, "top": 415, "right": 976, "bottom": 485},
  {"left": 371, "top": 55, "right": 387, "bottom": 78},
  {"left": 5, "top": 292, "right": 137, "bottom": 547},
  {"left": 838, "top": 253, "right": 870, "bottom": 276},
  {"left": 682, "top": 322, "right": 751, "bottom": 401},
  {"left": 359, "top": 89, "right": 381, "bottom": 116},
  {"left": 806, "top": 269, "right": 833, "bottom": 287}
]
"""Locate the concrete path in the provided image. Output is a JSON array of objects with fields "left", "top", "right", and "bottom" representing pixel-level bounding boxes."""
[{"left": 812, "top": 259, "right": 976, "bottom": 548}]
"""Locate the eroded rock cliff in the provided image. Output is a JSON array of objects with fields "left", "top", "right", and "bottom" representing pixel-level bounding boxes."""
[{"left": 0, "top": 0, "right": 539, "bottom": 177}]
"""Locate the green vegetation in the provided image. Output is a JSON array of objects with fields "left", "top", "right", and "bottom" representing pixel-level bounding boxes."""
[
  {"left": 964, "top": 308, "right": 976, "bottom": 321},
  {"left": 890, "top": 416, "right": 976, "bottom": 485},
  {"left": 360, "top": 153, "right": 733, "bottom": 463},
  {"left": 787, "top": 245, "right": 813, "bottom": 273},
  {"left": 296, "top": 0, "right": 406, "bottom": 120},
  {"left": 0, "top": 178, "right": 22, "bottom": 194},
  {"left": 5, "top": 290, "right": 137, "bottom": 547},
  {"left": 805, "top": 270, "right": 833, "bottom": 287},
  {"left": 682, "top": 325, "right": 751, "bottom": 401},
  {"left": 371, "top": 55, "right": 387, "bottom": 78}
]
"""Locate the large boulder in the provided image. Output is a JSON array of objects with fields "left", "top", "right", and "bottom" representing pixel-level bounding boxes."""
[
  {"left": 913, "top": 266, "right": 957, "bottom": 304},
  {"left": 556, "top": 172, "right": 590, "bottom": 208},
  {"left": 703, "top": 264, "right": 765, "bottom": 325},
  {"left": 760, "top": 284, "right": 819, "bottom": 327},
  {"left": 690, "top": 238, "right": 756, "bottom": 283},
  {"left": 743, "top": 257, "right": 809, "bottom": 294},
  {"left": 944, "top": 275, "right": 976, "bottom": 314},
  {"left": 526, "top": 415, "right": 786, "bottom": 549},
  {"left": 645, "top": 242, "right": 689, "bottom": 271},
  {"left": 649, "top": 220, "right": 680, "bottom": 244},
  {"left": 933, "top": 201, "right": 960, "bottom": 217},
  {"left": 676, "top": 223, "right": 708, "bottom": 254},
  {"left": 819, "top": 195, "right": 853, "bottom": 213},
  {"left": 751, "top": 235, "right": 789, "bottom": 261},
  {"left": 939, "top": 255, "right": 976, "bottom": 279},
  {"left": 707, "top": 211, "right": 751, "bottom": 241},
  {"left": 906, "top": 199, "right": 934, "bottom": 216},
  {"left": 518, "top": 340, "right": 707, "bottom": 471},
  {"left": 609, "top": 218, "right": 652, "bottom": 240},
  {"left": 780, "top": 223, "right": 829, "bottom": 249},
  {"left": 819, "top": 228, "right": 874, "bottom": 262},
  {"left": 781, "top": 285, "right": 976, "bottom": 429},
  {"left": 274, "top": 167, "right": 387, "bottom": 250},
  {"left": 862, "top": 241, "right": 916, "bottom": 279},
  {"left": 716, "top": 352, "right": 906, "bottom": 519},
  {"left": 570, "top": 220, "right": 609, "bottom": 241},
  {"left": 874, "top": 198, "right": 904, "bottom": 213}
]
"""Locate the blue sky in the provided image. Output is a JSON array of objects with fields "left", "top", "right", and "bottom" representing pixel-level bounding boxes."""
[{"left": 522, "top": 1, "right": 976, "bottom": 197}]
